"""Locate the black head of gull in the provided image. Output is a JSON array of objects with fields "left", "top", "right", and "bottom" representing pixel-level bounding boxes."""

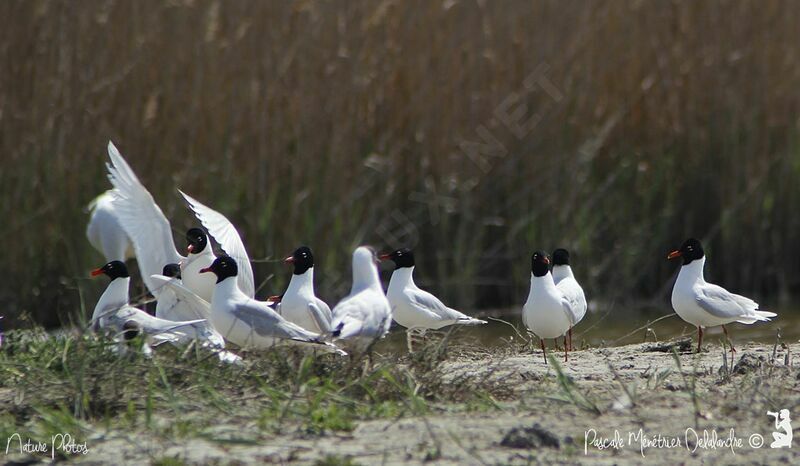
[
  {"left": 200, "top": 255, "right": 238, "bottom": 283},
  {"left": 285, "top": 246, "right": 314, "bottom": 275},
  {"left": 91, "top": 260, "right": 130, "bottom": 280},
  {"left": 552, "top": 248, "right": 570, "bottom": 266},
  {"left": 530, "top": 251, "right": 550, "bottom": 277},
  {"left": 380, "top": 248, "right": 415, "bottom": 269},
  {"left": 162, "top": 263, "right": 181, "bottom": 279},
  {"left": 186, "top": 227, "right": 208, "bottom": 254},
  {"left": 668, "top": 238, "right": 705, "bottom": 265}
]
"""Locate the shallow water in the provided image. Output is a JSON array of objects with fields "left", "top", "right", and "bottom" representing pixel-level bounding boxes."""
[{"left": 380, "top": 307, "right": 799, "bottom": 353}]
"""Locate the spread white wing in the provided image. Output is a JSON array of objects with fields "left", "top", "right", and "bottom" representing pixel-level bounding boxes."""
[
  {"left": 106, "top": 141, "right": 182, "bottom": 297},
  {"left": 179, "top": 190, "right": 255, "bottom": 299}
]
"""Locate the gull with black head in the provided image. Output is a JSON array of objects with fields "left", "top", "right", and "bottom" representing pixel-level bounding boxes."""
[
  {"left": 90, "top": 260, "right": 212, "bottom": 351},
  {"left": 200, "top": 255, "right": 344, "bottom": 354},
  {"left": 551, "top": 248, "right": 587, "bottom": 352},
  {"left": 280, "top": 246, "right": 333, "bottom": 333},
  {"left": 522, "top": 251, "right": 577, "bottom": 363},
  {"left": 381, "top": 248, "right": 486, "bottom": 351},
  {"left": 105, "top": 142, "right": 218, "bottom": 302},
  {"left": 668, "top": 238, "right": 776, "bottom": 353}
]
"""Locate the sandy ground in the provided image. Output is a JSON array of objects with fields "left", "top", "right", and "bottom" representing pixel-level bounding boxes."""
[{"left": 4, "top": 340, "right": 800, "bottom": 465}]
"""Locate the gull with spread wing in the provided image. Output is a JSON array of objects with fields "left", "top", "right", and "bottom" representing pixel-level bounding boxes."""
[{"left": 105, "top": 141, "right": 217, "bottom": 301}]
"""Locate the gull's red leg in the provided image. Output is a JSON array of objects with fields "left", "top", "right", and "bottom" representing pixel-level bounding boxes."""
[
  {"left": 722, "top": 325, "right": 736, "bottom": 354},
  {"left": 540, "top": 339, "right": 548, "bottom": 364},
  {"left": 568, "top": 327, "right": 573, "bottom": 352},
  {"left": 697, "top": 327, "right": 703, "bottom": 353}
]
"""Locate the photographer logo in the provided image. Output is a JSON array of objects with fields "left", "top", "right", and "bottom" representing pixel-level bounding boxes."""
[{"left": 768, "top": 409, "right": 792, "bottom": 449}]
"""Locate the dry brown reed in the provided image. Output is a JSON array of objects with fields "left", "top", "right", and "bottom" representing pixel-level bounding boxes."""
[{"left": 1, "top": 1, "right": 799, "bottom": 326}]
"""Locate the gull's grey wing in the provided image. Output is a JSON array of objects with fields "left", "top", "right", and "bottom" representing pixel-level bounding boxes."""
[
  {"left": 557, "top": 278, "right": 587, "bottom": 325},
  {"left": 407, "top": 288, "right": 462, "bottom": 321},
  {"left": 230, "top": 300, "right": 319, "bottom": 341},
  {"left": 120, "top": 308, "right": 207, "bottom": 334},
  {"left": 331, "top": 296, "right": 367, "bottom": 338},
  {"left": 308, "top": 298, "right": 333, "bottom": 333},
  {"left": 695, "top": 283, "right": 757, "bottom": 319},
  {"left": 560, "top": 299, "right": 578, "bottom": 327}
]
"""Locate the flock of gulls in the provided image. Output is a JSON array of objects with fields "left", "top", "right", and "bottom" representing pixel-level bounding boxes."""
[{"left": 86, "top": 142, "right": 777, "bottom": 364}]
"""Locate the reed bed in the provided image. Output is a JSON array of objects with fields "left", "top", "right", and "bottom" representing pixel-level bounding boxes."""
[{"left": 1, "top": 0, "right": 799, "bottom": 327}]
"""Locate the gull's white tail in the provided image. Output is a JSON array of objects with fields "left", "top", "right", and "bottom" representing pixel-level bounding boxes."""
[{"left": 737, "top": 309, "right": 778, "bottom": 324}]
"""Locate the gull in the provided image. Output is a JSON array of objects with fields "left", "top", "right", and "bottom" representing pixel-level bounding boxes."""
[
  {"left": 86, "top": 190, "right": 134, "bottom": 262},
  {"left": 90, "top": 261, "right": 213, "bottom": 351},
  {"left": 105, "top": 141, "right": 217, "bottom": 302},
  {"left": 179, "top": 190, "right": 255, "bottom": 299},
  {"left": 105, "top": 145, "right": 255, "bottom": 302},
  {"left": 150, "top": 268, "right": 242, "bottom": 363},
  {"left": 200, "top": 255, "right": 344, "bottom": 354},
  {"left": 330, "top": 247, "right": 392, "bottom": 354},
  {"left": 522, "top": 251, "right": 577, "bottom": 363},
  {"left": 280, "top": 246, "right": 333, "bottom": 333},
  {"left": 668, "top": 238, "right": 776, "bottom": 353},
  {"left": 381, "top": 248, "right": 486, "bottom": 350},
  {"left": 551, "top": 248, "right": 587, "bottom": 352}
]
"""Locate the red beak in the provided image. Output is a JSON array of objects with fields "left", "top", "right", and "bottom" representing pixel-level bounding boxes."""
[
  {"left": 544, "top": 257, "right": 551, "bottom": 265},
  {"left": 284, "top": 255, "right": 295, "bottom": 264},
  {"left": 199, "top": 267, "right": 211, "bottom": 274},
  {"left": 267, "top": 295, "right": 283, "bottom": 303},
  {"left": 187, "top": 244, "right": 194, "bottom": 254},
  {"left": 667, "top": 250, "right": 682, "bottom": 260},
  {"left": 90, "top": 268, "right": 104, "bottom": 277},
  {"left": 379, "top": 253, "right": 391, "bottom": 261}
]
